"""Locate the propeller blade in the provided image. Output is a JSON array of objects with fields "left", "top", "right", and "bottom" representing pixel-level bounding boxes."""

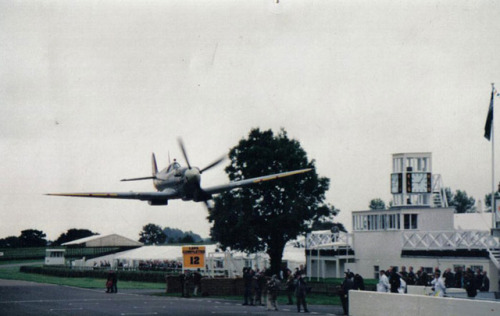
[
  {"left": 178, "top": 138, "right": 191, "bottom": 169},
  {"left": 200, "top": 155, "right": 226, "bottom": 174}
]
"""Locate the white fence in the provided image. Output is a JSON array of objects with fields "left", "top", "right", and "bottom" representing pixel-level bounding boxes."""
[{"left": 402, "top": 230, "right": 500, "bottom": 250}]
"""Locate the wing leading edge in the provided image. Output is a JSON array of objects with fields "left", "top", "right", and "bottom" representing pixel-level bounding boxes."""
[
  {"left": 46, "top": 168, "right": 312, "bottom": 203},
  {"left": 203, "top": 168, "right": 312, "bottom": 196},
  {"left": 46, "top": 190, "right": 178, "bottom": 201}
]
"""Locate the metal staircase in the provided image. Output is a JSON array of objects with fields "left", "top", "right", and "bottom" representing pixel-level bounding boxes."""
[
  {"left": 431, "top": 175, "right": 448, "bottom": 208},
  {"left": 489, "top": 248, "right": 500, "bottom": 270}
]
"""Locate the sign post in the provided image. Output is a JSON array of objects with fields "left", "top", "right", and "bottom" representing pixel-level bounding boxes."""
[{"left": 182, "top": 246, "right": 205, "bottom": 270}]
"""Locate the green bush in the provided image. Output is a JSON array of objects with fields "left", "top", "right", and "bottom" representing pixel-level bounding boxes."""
[{"left": 19, "top": 266, "right": 168, "bottom": 283}]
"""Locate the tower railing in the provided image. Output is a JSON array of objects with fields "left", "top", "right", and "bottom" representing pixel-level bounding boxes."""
[
  {"left": 305, "top": 231, "right": 353, "bottom": 249},
  {"left": 402, "top": 230, "right": 499, "bottom": 250}
]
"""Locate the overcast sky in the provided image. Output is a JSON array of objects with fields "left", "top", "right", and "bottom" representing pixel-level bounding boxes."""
[{"left": 1, "top": 0, "right": 499, "bottom": 241}]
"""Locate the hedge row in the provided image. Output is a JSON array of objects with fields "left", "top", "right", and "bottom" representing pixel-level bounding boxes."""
[{"left": 19, "top": 266, "right": 169, "bottom": 283}]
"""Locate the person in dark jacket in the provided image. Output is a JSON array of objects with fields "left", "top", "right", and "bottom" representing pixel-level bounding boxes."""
[
  {"left": 353, "top": 274, "right": 365, "bottom": 290},
  {"left": 389, "top": 269, "right": 401, "bottom": 293},
  {"left": 480, "top": 271, "right": 490, "bottom": 292},
  {"left": 340, "top": 272, "right": 354, "bottom": 316},
  {"left": 111, "top": 270, "right": 118, "bottom": 293},
  {"left": 464, "top": 268, "right": 477, "bottom": 298},
  {"left": 285, "top": 269, "right": 295, "bottom": 305},
  {"left": 242, "top": 267, "right": 255, "bottom": 305},
  {"left": 294, "top": 274, "right": 309, "bottom": 313}
]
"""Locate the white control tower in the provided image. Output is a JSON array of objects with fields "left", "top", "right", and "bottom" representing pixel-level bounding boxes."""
[{"left": 391, "top": 153, "right": 447, "bottom": 208}]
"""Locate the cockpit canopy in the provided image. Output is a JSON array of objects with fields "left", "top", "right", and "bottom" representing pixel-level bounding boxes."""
[{"left": 166, "top": 161, "right": 181, "bottom": 173}]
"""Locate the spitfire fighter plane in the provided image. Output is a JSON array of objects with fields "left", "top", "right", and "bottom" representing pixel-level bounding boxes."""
[{"left": 47, "top": 139, "right": 312, "bottom": 207}]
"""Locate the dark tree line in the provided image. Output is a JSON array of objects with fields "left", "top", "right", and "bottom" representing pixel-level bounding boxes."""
[
  {"left": 0, "top": 228, "right": 98, "bottom": 248},
  {"left": 138, "top": 224, "right": 204, "bottom": 245}
]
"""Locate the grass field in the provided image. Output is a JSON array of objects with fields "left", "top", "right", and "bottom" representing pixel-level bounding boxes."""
[
  {"left": 0, "top": 262, "right": 341, "bottom": 305},
  {"left": 0, "top": 265, "right": 165, "bottom": 290}
]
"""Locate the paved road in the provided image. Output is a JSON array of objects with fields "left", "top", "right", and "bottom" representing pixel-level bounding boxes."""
[{"left": 0, "top": 279, "right": 344, "bottom": 315}]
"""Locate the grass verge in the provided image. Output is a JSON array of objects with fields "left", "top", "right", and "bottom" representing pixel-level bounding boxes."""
[{"left": 0, "top": 266, "right": 164, "bottom": 290}]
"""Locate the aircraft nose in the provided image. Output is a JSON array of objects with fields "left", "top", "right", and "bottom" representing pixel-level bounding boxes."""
[{"left": 185, "top": 168, "right": 201, "bottom": 185}]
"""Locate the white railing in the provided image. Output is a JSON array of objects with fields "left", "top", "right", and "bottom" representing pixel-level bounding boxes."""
[
  {"left": 402, "top": 230, "right": 500, "bottom": 250},
  {"left": 305, "top": 231, "right": 353, "bottom": 249}
]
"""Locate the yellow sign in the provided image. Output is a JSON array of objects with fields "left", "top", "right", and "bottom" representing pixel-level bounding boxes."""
[{"left": 182, "top": 246, "right": 205, "bottom": 269}]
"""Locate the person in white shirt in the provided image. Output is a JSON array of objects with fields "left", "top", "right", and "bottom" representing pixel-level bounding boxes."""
[
  {"left": 431, "top": 271, "right": 446, "bottom": 297},
  {"left": 377, "top": 270, "right": 390, "bottom": 292}
]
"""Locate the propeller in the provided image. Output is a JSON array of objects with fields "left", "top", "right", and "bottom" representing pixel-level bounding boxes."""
[
  {"left": 200, "top": 155, "right": 226, "bottom": 174},
  {"left": 177, "top": 138, "right": 226, "bottom": 174},
  {"left": 178, "top": 138, "right": 192, "bottom": 170}
]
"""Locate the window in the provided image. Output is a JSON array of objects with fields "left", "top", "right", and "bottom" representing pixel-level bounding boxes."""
[
  {"left": 403, "top": 214, "right": 418, "bottom": 230},
  {"left": 387, "top": 214, "right": 400, "bottom": 230},
  {"left": 353, "top": 213, "right": 401, "bottom": 231},
  {"left": 374, "top": 265, "right": 379, "bottom": 279}
]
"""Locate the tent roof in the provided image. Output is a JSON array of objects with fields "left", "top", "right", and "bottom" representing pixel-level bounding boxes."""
[{"left": 62, "top": 233, "right": 143, "bottom": 247}]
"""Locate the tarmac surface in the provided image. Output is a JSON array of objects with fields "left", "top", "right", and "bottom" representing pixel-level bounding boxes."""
[{"left": 0, "top": 279, "right": 345, "bottom": 315}]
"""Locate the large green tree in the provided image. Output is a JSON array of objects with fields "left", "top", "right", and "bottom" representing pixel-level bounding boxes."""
[
  {"left": 139, "top": 224, "right": 167, "bottom": 245},
  {"left": 208, "top": 128, "right": 335, "bottom": 276}
]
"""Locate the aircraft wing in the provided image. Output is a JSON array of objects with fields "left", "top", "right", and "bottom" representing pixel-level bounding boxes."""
[
  {"left": 202, "top": 168, "right": 312, "bottom": 196},
  {"left": 46, "top": 189, "right": 179, "bottom": 202}
]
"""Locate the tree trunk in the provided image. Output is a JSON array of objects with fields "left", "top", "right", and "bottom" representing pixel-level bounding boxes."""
[{"left": 267, "top": 242, "right": 286, "bottom": 278}]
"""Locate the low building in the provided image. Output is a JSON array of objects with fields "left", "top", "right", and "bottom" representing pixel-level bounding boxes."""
[
  {"left": 45, "top": 249, "right": 65, "bottom": 265},
  {"left": 306, "top": 153, "right": 500, "bottom": 291}
]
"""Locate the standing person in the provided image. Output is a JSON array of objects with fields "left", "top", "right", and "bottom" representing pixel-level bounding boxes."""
[
  {"left": 254, "top": 269, "right": 265, "bottom": 306},
  {"left": 242, "top": 267, "right": 255, "bottom": 305},
  {"left": 431, "top": 271, "right": 446, "bottom": 297},
  {"left": 105, "top": 270, "right": 113, "bottom": 293},
  {"left": 454, "top": 266, "right": 463, "bottom": 288},
  {"left": 340, "top": 272, "right": 354, "bottom": 316},
  {"left": 474, "top": 269, "right": 483, "bottom": 292},
  {"left": 400, "top": 266, "right": 408, "bottom": 285},
  {"left": 398, "top": 274, "right": 407, "bottom": 294},
  {"left": 111, "top": 270, "right": 118, "bottom": 293},
  {"left": 480, "top": 271, "right": 490, "bottom": 292},
  {"left": 295, "top": 274, "right": 309, "bottom": 313},
  {"left": 464, "top": 268, "right": 477, "bottom": 298},
  {"left": 183, "top": 270, "right": 192, "bottom": 298},
  {"left": 389, "top": 269, "right": 401, "bottom": 293},
  {"left": 377, "top": 270, "right": 389, "bottom": 293},
  {"left": 353, "top": 274, "right": 365, "bottom": 290},
  {"left": 179, "top": 271, "right": 185, "bottom": 297},
  {"left": 443, "top": 268, "right": 455, "bottom": 288},
  {"left": 416, "top": 267, "right": 428, "bottom": 286},
  {"left": 285, "top": 269, "right": 295, "bottom": 305},
  {"left": 266, "top": 274, "right": 280, "bottom": 311},
  {"left": 407, "top": 266, "right": 416, "bottom": 286},
  {"left": 193, "top": 269, "right": 202, "bottom": 296}
]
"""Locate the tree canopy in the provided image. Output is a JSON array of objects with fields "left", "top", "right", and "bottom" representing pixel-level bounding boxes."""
[
  {"left": 139, "top": 224, "right": 167, "bottom": 245},
  {"left": 19, "top": 229, "right": 47, "bottom": 247},
  {"left": 208, "top": 128, "right": 336, "bottom": 275},
  {"left": 53, "top": 228, "right": 98, "bottom": 246},
  {"left": 445, "top": 188, "right": 476, "bottom": 213},
  {"left": 369, "top": 198, "right": 386, "bottom": 210}
]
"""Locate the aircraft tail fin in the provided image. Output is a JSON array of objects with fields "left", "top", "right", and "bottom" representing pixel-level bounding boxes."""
[
  {"left": 119, "top": 153, "right": 159, "bottom": 182},
  {"left": 152, "top": 153, "right": 158, "bottom": 176}
]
